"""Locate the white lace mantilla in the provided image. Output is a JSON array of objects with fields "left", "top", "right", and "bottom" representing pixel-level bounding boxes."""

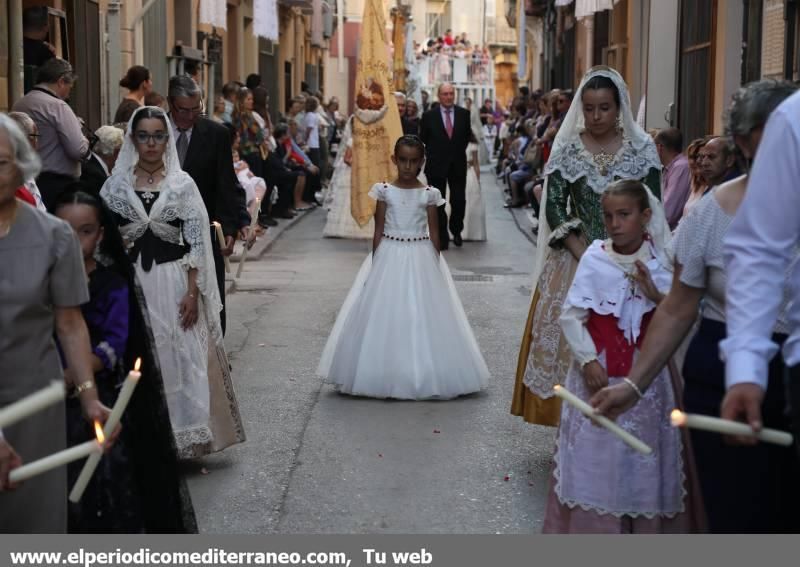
[
  {"left": 544, "top": 137, "right": 661, "bottom": 194},
  {"left": 100, "top": 106, "right": 224, "bottom": 345}
]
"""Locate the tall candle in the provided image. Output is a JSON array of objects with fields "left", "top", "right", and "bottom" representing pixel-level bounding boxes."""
[
  {"left": 0, "top": 382, "right": 65, "bottom": 428},
  {"left": 69, "top": 359, "right": 142, "bottom": 503},
  {"left": 236, "top": 198, "right": 261, "bottom": 279},
  {"left": 213, "top": 221, "right": 231, "bottom": 273},
  {"left": 670, "top": 410, "right": 793, "bottom": 447},
  {"left": 553, "top": 385, "right": 653, "bottom": 455},
  {"left": 10, "top": 440, "right": 102, "bottom": 484}
]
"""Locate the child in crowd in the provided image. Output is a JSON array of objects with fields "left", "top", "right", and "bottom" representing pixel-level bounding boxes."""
[
  {"left": 317, "top": 136, "right": 490, "bottom": 399},
  {"left": 54, "top": 190, "right": 195, "bottom": 533},
  {"left": 543, "top": 180, "right": 688, "bottom": 533}
]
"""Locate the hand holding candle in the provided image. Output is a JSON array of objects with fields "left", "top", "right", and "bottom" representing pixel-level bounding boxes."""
[
  {"left": 553, "top": 385, "right": 653, "bottom": 455},
  {"left": 9, "top": 422, "right": 104, "bottom": 484},
  {"left": 213, "top": 221, "right": 231, "bottom": 273},
  {"left": 670, "top": 410, "right": 793, "bottom": 447},
  {"left": 69, "top": 359, "right": 142, "bottom": 503},
  {"left": 0, "top": 382, "right": 65, "bottom": 428}
]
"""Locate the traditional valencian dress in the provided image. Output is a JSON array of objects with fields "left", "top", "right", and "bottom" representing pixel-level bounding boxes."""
[
  {"left": 102, "top": 106, "right": 245, "bottom": 460},
  {"left": 323, "top": 116, "right": 375, "bottom": 239},
  {"left": 543, "top": 232, "right": 688, "bottom": 532},
  {"left": 317, "top": 182, "right": 490, "bottom": 399},
  {"left": 511, "top": 68, "right": 662, "bottom": 426}
]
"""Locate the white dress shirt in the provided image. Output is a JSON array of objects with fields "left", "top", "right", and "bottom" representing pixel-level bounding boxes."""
[
  {"left": 720, "top": 91, "right": 800, "bottom": 390},
  {"left": 169, "top": 118, "right": 193, "bottom": 145}
]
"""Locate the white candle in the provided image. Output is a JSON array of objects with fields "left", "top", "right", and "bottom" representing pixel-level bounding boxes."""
[
  {"left": 236, "top": 198, "right": 261, "bottom": 279},
  {"left": 213, "top": 221, "right": 231, "bottom": 273},
  {"left": 10, "top": 440, "right": 102, "bottom": 484},
  {"left": 0, "top": 382, "right": 65, "bottom": 428},
  {"left": 670, "top": 410, "right": 793, "bottom": 447},
  {"left": 69, "top": 359, "right": 142, "bottom": 503},
  {"left": 553, "top": 385, "right": 653, "bottom": 455}
]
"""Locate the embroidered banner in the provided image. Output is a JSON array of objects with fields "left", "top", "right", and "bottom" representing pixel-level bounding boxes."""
[{"left": 350, "top": 0, "right": 403, "bottom": 227}]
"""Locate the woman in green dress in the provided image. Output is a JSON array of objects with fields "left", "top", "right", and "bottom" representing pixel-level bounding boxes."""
[{"left": 511, "top": 67, "right": 662, "bottom": 425}]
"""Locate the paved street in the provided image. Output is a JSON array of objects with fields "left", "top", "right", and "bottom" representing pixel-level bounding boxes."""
[{"left": 184, "top": 170, "right": 555, "bottom": 534}]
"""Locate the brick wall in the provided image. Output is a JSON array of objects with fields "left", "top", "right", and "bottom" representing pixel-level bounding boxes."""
[{"left": 762, "top": 0, "right": 785, "bottom": 79}]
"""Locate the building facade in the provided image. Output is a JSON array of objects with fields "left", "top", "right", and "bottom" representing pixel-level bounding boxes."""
[{"left": 1, "top": 0, "right": 333, "bottom": 127}]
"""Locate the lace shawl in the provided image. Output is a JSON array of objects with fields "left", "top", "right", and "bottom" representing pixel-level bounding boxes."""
[{"left": 100, "top": 106, "right": 223, "bottom": 345}]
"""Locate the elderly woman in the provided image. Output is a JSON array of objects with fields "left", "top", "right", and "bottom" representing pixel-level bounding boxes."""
[
  {"left": 7, "top": 112, "right": 46, "bottom": 211},
  {"left": 592, "top": 80, "right": 800, "bottom": 533},
  {"left": 0, "top": 114, "right": 109, "bottom": 532},
  {"left": 81, "top": 125, "right": 125, "bottom": 195}
]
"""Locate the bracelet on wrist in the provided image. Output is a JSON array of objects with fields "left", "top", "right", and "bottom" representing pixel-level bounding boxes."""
[
  {"left": 623, "top": 378, "right": 644, "bottom": 400},
  {"left": 72, "top": 380, "right": 95, "bottom": 398}
]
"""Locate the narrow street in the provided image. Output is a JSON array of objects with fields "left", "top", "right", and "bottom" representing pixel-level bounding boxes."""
[{"left": 184, "top": 170, "right": 556, "bottom": 533}]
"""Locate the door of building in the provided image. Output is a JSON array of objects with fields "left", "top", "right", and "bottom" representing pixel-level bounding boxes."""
[
  {"left": 677, "top": 0, "right": 716, "bottom": 144},
  {"left": 69, "top": 0, "right": 102, "bottom": 130}
]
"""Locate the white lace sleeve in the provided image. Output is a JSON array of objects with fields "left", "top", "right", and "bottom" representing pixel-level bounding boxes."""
[{"left": 559, "top": 304, "right": 597, "bottom": 366}]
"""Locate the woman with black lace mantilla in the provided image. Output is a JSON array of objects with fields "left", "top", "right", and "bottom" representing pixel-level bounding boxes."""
[
  {"left": 101, "top": 106, "right": 245, "bottom": 459},
  {"left": 511, "top": 67, "right": 662, "bottom": 426}
]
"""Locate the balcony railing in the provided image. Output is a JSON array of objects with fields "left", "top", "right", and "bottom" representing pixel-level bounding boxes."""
[{"left": 418, "top": 54, "right": 494, "bottom": 86}]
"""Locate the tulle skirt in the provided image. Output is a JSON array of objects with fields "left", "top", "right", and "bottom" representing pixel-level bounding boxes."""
[{"left": 317, "top": 239, "right": 490, "bottom": 399}]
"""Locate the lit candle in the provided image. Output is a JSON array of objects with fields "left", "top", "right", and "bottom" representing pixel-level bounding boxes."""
[
  {"left": 0, "top": 381, "right": 65, "bottom": 428},
  {"left": 213, "top": 221, "right": 231, "bottom": 273},
  {"left": 69, "top": 359, "right": 142, "bottom": 503},
  {"left": 670, "top": 409, "right": 793, "bottom": 447},
  {"left": 236, "top": 198, "right": 261, "bottom": 279},
  {"left": 553, "top": 385, "right": 653, "bottom": 455},
  {"left": 10, "top": 423, "right": 104, "bottom": 484}
]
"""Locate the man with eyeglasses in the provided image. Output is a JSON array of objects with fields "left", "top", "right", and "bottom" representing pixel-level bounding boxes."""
[
  {"left": 167, "top": 75, "right": 248, "bottom": 335},
  {"left": 12, "top": 58, "right": 90, "bottom": 210}
]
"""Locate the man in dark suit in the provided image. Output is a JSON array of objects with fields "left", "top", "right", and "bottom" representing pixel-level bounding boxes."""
[
  {"left": 420, "top": 83, "right": 471, "bottom": 248},
  {"left": 167, "top": 75, "right": 248, "bottom": 334}
]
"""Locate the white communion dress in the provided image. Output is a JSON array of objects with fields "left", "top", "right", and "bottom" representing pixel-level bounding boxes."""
[{"left": 317, "top": 182, "right": 491, "bottom": 399}]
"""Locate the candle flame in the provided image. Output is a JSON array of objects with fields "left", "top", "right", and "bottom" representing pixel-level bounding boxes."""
[
  {"left": 134, "top": 357, "right": 142, "bottom": 372},
  {"left": 553, "top": 385, "right": 562, "bottom": 392},
  {"left": 670, "top": 409, "right": 687, "bottom": 427},
  {"left": 94, "top": 421, "right": 106, "bottom": 444}
]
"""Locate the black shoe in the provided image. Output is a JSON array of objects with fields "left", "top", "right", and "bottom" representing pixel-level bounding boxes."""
[
  {"left": 441, "top": 243, "right": 449, "bottom": 251},
  {"left": 453, "top": 234, "right": 463, "bottom": 247},
  {"left": 261, "top": 217, "right": 278, "bottom": 227}
]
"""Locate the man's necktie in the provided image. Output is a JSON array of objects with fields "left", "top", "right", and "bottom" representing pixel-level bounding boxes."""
[
  {"left": 445, "top": 109, "right": 454, "bottom": 139},
  {"left": 177, "top": 129, "right": 189, "bottom": 167}
]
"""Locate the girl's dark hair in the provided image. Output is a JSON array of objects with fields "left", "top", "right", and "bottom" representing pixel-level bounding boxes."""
[
  {"left": 582, "top": 75, "right": 620, "bottom": 108},
  {"left": 53, "top": 189, "right": 134, "bottom": 282},
  {"left": 130, "top": 107, "right": 168, "bottom": 134},
  {"left": 394, "top": 135, "right": 425, "bottom": 156},
  {"left": 602, "top": 179, "right": 650, "bottom": 212},
  {"left": 120, "top": 65, "right": 151, "bottom": 90}
]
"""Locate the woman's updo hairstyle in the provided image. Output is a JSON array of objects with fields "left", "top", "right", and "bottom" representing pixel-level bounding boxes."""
[
  {"left": 602, "top": 179, "right": 650, "bottom": 213},
  {"left": 120, "top": 65, "right": 151, "bottom": 90},
  {"left": 581, "top": 75, "right": 621, "bottom": 108}
]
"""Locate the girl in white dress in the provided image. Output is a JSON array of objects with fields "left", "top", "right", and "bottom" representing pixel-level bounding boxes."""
[
  {"left": 463, "top": 136, "right": 487, "bottom": 241},
  {"left": 317, "top": 136, "right": 490, "bottom": 399}
]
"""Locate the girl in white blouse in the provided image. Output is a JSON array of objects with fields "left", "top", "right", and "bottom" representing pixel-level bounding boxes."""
[{"left": 543, "top": 179, "right": 689, "bottom": 533}]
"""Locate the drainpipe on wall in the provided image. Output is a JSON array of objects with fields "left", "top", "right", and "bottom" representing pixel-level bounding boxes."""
[
  {"left": 106, "top": 0, "right": 122, "bottom": 123},
  {"left": 9, "top": 0, "right": 24, "bottom": 106},
  {"left": 785, "top": 0, "right": 797, "bottom": 80},
  {"left": 131, "top": 0, "right": 159, "bottom": 65}
]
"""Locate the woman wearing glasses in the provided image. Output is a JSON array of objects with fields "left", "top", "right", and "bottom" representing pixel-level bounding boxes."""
[{"left": 101, "top": 106, "right": 244, "bottom": 459}]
